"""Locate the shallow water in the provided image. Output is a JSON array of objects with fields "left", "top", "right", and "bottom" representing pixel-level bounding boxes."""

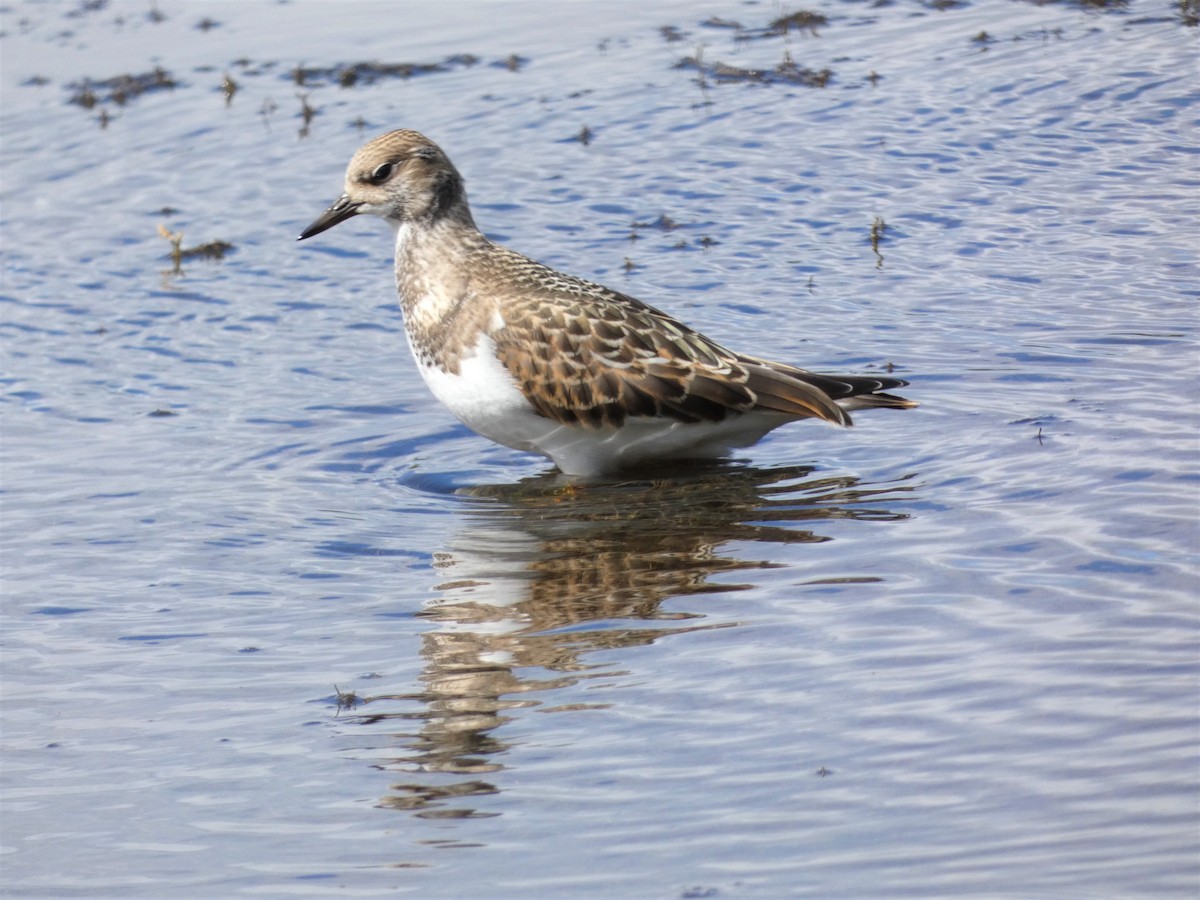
[{"left": 2, "top": 0, "right": 1198, "bottom": 896}]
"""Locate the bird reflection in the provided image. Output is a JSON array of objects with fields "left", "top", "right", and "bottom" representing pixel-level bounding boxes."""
[{"left": 339, "top": 462, "right": 917, "bottom": 817}]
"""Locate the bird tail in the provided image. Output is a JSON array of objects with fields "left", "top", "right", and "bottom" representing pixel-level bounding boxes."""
[
  {"left": 835, "top": 390, "right": 918, "bottom": 412},
  {"left": 741, "top": 355, "right": 918, "bottom": 425}
]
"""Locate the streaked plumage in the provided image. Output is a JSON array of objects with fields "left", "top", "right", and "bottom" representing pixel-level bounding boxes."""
[{"left": 299, "top": 129, "right": 916, "bottom": 476}]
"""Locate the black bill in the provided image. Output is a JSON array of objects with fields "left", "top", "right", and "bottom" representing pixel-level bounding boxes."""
[{"left": 297, "top": 194, "right": 363, "bottom": 240}]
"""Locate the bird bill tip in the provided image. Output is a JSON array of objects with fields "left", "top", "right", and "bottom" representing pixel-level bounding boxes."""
[{"left": 297, "top": 196, "right": 362, "bottom": 241}]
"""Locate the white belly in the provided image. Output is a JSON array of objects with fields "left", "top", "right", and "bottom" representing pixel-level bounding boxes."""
[
  {"left": 411, "top": 330, "right": 557, "bottom": 453},
  {"left": 407, "top": 331, "right": 794, "bottom": 477}
]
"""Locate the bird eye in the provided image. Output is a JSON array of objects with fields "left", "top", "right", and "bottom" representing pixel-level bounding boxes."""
[{"left": 369, "top": 162, "right": 394, "bottom": 184}]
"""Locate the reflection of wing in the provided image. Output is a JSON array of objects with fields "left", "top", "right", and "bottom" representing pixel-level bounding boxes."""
[
  {"left": 486, "top": 249, "right": 864, "bottom": 429},
  {"left": 352, "top": 464, "right": 920, "bottom": 816}
]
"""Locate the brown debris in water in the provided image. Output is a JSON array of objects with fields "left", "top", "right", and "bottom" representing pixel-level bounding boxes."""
[
  {"left": 634, "top": 214, "right": 681, "bottom": 232},
  {"left": 870, "top": 217, "right": 887, "bottom": 268},
  {"left": 181, "top": 240, "right": 234, "bottom": 261},
  {"left": 68, "top": 66, "right": 177, "bottom": 108},
  {"left": 157, "top": 225, "right": 234, "bottom": 275},
  {"left": 292, "top": 55, "right": 482, "bottom": 88},
  {"left": 675, "top": 52, "right": 832, "bottom": 87},
  {"left": 297, "top": 92, "right": 316, "bottom": 137},
  {"left": 334, "top": 685, "right": 361, "bottom": 716},
  {"left": 767, "top": 11, "right": 828, "bottom": 37},
  {"left": 696, "top": 9, "right": 829, "bottom": 40},
  {"left": 1038, "top": 0, "right": 1129, "bottom": 7}
]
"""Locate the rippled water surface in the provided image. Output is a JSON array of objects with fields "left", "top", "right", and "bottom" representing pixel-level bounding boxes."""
[{"left": 2, "top": 0, "right": 1197, "bottom": 896}]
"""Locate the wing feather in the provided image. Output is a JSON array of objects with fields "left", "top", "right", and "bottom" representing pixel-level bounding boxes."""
[{"left": 484, "top": 249, "right": 913, "bottom": 430}]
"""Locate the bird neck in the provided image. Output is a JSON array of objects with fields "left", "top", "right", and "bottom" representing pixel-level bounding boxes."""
[{"left": 390, "top": 210, "right": 496, "bottom": 374}]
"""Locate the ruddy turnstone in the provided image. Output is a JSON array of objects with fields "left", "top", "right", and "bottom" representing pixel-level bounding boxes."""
[{"left": 299, "top": 129, "right": 916, "bottom": 476}]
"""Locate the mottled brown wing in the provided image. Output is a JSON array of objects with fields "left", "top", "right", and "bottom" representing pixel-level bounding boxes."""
[{"left": 486, "top": 256, "right": 847, "bottom": 429}]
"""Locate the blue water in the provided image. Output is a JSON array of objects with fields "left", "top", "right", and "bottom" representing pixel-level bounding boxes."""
[{"left": 2, "top": 1, "right": 1197, "bottom": 896}]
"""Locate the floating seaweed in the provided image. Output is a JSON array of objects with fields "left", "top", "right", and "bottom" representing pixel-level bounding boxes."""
[
  {"left": 68, "top": 66, "right": 178, "bottom": 108},
  {"left": 701, "top": 16, "right": 744, "bottom": 30},
  {"left": 333, "top": 685, "right": 362, "bottom": 716},
  {"left": 766, "top": 10, "right": 828, "bottom": 37},
  {"left": 297, "top": 92, "right": 316, "bottom": 138},
  {"left": 1033, "top": 0, "right": 1129, "bottom": 7},
  {"left": 632, "top": 214, "right": 683, "bottom": 232},
  {"left": 698, "top": 10, "right": 827, "bottom": 39},
  {"left": 157, "top": 225, "right": 234, "bottom": 275},
  {"left": 180, "top": 240, "right": 233, "bottom": 261},
  {"left": 870, "top": 216, "right": 886, "bottom": 268},
  {"left": 292, "top": 55, "right": 482, "bottom": 88},
  {"left": 675, "top": 52, "right": 831, "bottom": 87},
  {"left": 66, "top": 0, "right": 108, "bottom": 18}
]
